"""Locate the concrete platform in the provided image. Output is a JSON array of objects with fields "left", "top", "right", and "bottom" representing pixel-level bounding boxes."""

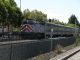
[
  {"left": 67, "top": 51, "right": 80, "bottom": 60},
  {"left": 50, "top": 46, "right": 80, "bottom": 60}
]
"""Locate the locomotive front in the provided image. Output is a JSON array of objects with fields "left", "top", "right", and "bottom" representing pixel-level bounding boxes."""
[
  {"left": 20, "top": 19, "right": 45, "bottom": 39},
  {"left": 21, "top": 20, "right": 33, "bottom": 32}
]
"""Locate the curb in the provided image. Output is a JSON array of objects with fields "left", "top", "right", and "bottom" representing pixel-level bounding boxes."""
[{"left": 50, "top": 46, "right": 80, "bottom": 60}]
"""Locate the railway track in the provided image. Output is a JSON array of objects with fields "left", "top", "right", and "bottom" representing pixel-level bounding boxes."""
[{"left": 50, "top": 46, "right": 80, "bottom": 60}]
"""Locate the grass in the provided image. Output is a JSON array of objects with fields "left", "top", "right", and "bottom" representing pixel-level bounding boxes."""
[
  {"left": 27, "top": 44, "right": 65, "bottom": 60},
  {"left": 65, "top": 24, "right": 79, "bottom": 27},
  {"left": 27, "top": 37, "right": 80, "bottom": 60},
  {"left": 54, "top": 44, "right": 65, "bottom": 54},
  {"left": 75, "top": 36, "right": 80, "bottom": 46}
]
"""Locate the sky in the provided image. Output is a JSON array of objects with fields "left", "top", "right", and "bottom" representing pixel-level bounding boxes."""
[{"left": 14, "top": 0, "right": 80, "bottom": 23}]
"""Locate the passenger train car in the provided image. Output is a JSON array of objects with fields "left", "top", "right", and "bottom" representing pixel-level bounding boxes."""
[{"left": 20, "top": 19, "right": 79, "bottom": 39}]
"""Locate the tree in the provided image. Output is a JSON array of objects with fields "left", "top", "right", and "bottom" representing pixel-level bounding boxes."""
[
  {"left": 0, "top": 0, "right": 8, "bottom": 25},
  {"left": 23, "top": 9, "right": 30, "bottom": 19},
  {"left": 23, "top": 9, "right": 47, "bottom": 22},
  {"left": 49, "top": 19, "right": 51, "bottom": 22},
  {"left": 0, "top": 0, "right": 22, "bottom": 27},
  {"left": 0, "top": 0, "right": 22, "bottom": 32},
  {"left": 68, "top": 14, "right": 79, "bottom": 25}
]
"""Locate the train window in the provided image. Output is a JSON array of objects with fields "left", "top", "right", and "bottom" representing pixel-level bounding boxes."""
[
  {"left": 27, "top": 20, "right": 36, "bottom": 24},
  {"left": 22, "top": 20, "right": 36, "bottom": 24},
  {"left": 35, "top": 21, "right": 46, "bottom": 24}
]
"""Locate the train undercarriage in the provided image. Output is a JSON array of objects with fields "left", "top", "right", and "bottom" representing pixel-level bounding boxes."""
[{"left": 20, "top": 32, "right": 74, "bottom": 40}]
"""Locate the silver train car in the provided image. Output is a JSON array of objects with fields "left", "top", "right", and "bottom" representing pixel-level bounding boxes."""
[{"left": 20, "top": 19, "right": 79, "bottom": 39}]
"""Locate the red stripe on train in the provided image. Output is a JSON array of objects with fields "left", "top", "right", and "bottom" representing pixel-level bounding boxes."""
[{"left": 21, "top": 24, "right": 32, "bottom": 32}]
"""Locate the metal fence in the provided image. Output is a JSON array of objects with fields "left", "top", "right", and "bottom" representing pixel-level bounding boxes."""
[
  {"left": 0, "top": 37, "right": 75, "bottom": 60},
  {"left": 0, "top": 32, "right": 22, "bottom": 41}
]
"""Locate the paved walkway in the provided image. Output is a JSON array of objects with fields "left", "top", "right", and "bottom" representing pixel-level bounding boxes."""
[
  {"left": 50, "top": 46, "right": 80, "bottom": 60},
  {"left": 67, "top": 51, "right": 80, "bottom": 60}
]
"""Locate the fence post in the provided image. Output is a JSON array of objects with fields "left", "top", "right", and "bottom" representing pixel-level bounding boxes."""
[{"left": 51, "top": 29, "right": 53, "bottom": 51}]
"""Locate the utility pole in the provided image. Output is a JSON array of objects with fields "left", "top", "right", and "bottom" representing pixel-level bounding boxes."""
[{"left": 20, "top": 0, "right": 21, "bottom": 9}]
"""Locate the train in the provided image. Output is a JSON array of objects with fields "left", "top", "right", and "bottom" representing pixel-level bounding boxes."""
[{"left": 20, "top": 19, "right": 79, "bottom": 39}]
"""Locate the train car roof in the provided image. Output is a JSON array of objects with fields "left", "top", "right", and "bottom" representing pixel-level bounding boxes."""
[
  {"left": 21, "top": 19, "right": 79, "bottom": 29},
  {"left": 46, "top": 22, "right": 78, "bottom": 29}
]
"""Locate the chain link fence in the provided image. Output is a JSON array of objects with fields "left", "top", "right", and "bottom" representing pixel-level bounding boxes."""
[{"left": 0, "top": 37, "right": 75, "bottom": 60}]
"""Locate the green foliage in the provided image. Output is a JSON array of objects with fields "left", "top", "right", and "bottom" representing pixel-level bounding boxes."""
[
  {"left": 67, "top": 14, "right": 80, "bottom": 27},
  {"left": 65, "top": 23, "right": 79, "bottom": 27},
  {"left": 0, "top": 0, "right": 7, "bottom": 23},
  {"left": 75, "top": 36, "right": 80, "bottom": 46},
  {"left": 13, "top": 27, "right": 20, "bottom": 32},
  {"left": 23, "top": 9, "right": 47, "bottom": 22},
  {"left": 48, "top": 18, "right": 65, "bottom": 25},
  {"left": 0, "top": 0, "right": 22, "bottom": 27},
  {"left": 68, "top": 14, "right": 79, "bottom": 26}
]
